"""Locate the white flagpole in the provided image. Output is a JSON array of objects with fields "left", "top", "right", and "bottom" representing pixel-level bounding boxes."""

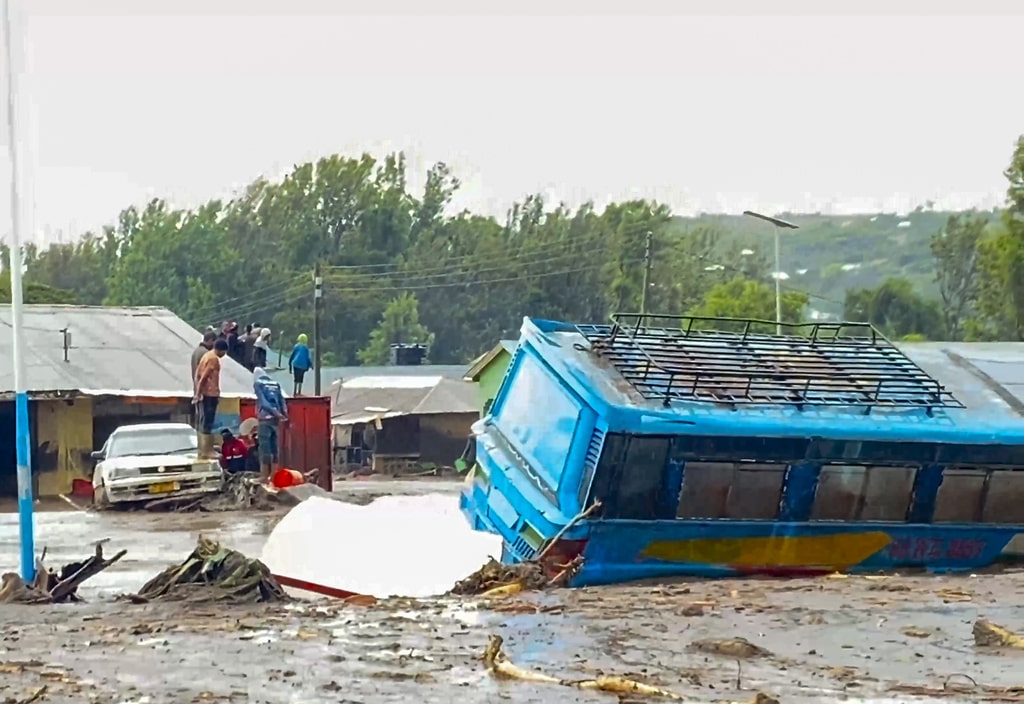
[{"left": 3, "top": 0, "right": 35, "bottom": 582}]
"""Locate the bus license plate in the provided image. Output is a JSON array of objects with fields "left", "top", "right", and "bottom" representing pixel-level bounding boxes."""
[{"left": 149, "top": 481, "right": 180, "bottom": 494}]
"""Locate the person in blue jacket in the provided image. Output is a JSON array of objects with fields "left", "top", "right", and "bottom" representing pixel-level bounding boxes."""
[
  {"left": 288, "top": 333, "right": 313, "bottom": 396},
  {"left": 253, "top": 367, "right": 288, "bottom": 482}
]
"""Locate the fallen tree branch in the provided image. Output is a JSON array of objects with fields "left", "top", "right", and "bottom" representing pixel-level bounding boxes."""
[
  {"left": 537, "top": 500, "right": 602, "bottom": 561},
  {"left": 481, "top": 635, "right": 781, "bottom": 703},
  {"left": 0, "top": 542, "right": 125, "bottom": 604},
  {"left": 482, "top": 634, "right": 683, "bottom": 698}
]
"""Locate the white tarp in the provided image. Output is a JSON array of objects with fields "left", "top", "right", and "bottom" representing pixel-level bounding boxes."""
[{"left": 260, "top": 494, "right": 502, "bottom": 599}]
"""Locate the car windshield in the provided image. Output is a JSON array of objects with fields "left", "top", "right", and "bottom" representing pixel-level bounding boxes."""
[{"left": 107, "top": 427, "right": 198, "bottom": 458}]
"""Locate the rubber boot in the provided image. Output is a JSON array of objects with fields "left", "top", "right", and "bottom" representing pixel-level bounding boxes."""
[{"left": 199, "top": 433, "right": 217, "bottom": 460}]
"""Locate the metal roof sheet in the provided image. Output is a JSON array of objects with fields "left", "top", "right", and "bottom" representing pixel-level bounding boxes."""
[
  {"left": 268, "top": 363, "right": 466, "bottom": 390},
  {"left": 330, "top": 376, "right": 478, "bottom": 425},
  {"left": 0, "top": 305, "right": 255, "bottom": 398}
]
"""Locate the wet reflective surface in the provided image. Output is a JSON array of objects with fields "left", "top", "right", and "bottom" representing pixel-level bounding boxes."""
[{"left": 1, "top": 480, "right": 1022, "bottom": 703}]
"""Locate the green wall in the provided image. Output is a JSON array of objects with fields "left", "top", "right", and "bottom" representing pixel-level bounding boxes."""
[{"left": 477, "top": 350, "right": 512, "bottom": 415}]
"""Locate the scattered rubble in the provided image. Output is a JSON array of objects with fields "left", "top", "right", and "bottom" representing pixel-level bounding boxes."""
[
  {"left": 0, "top": 541, "right": 125, "bottom": 604},
  {"left": 132, "top": 536, "right": 287, "bottom": 604},
  {"left": 974, "top": 619, "right": 1024, "bottom": 649}
]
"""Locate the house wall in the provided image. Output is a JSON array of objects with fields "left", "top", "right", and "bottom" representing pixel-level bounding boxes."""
[
  {"left": 35, "top": 398, "right": 94, "bottom": 497},
  {"left": 477, "top": 350, "right": 512, "bottom": 415},
  {"left": 419, "top": 412, "right": 476, "bottom": 466},
  {"left": 34, "top": 394, "right": 200, "bottom": 498}
]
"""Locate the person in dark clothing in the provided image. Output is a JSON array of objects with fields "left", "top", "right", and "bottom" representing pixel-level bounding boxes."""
[
  {"left": 244, "top": 432, "right": 261, "bottom": 473},
  {"left": 252, "top": 327, "right": 271, "bottom": 369},
  {"left": 219, "top": 429, "right": 248, "bottom": 473},
  {"left": 242, "top": 324, "right": 258, "bottom": 371}
]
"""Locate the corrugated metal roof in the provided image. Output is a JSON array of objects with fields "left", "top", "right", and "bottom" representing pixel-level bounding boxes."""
[
  {"left": 330, "top": 376, "right": 478, "bottom": 426},
  {"left": 268, "top": 363, "right": 466, "bottom": 390},
  {"left": 0, "top": 305, "right": 255, "bottom": 398}
]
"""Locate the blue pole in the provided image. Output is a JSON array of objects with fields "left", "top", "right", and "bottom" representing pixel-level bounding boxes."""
[
  {"left": 3, "top": 0, "right": 34, "bottom": 582},
  {"left": 15, "top": 391, "right": 32, "bottom": 580}
]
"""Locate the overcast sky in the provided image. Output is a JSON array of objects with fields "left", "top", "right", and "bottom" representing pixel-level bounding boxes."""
[{"left": 3, "top": 0, "right": 1023, "bottom": 244}]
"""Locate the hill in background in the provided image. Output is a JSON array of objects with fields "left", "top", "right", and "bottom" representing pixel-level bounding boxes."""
[{"left": 672, "top": 208, "right": 1000, "bottom": 317}]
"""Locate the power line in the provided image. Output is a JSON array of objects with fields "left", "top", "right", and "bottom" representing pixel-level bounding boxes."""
[
  {"left": 188, "top": 272, "right": 311, "bottom": 322},
  {"left": 323, "top": 247, "right": 614, "bottom": 288},
  {"left": 323, "top": 237, "right": 613, "bottom": 283},
  {"left": 325, "top": 258, "right": 646, "bottom": 294}
]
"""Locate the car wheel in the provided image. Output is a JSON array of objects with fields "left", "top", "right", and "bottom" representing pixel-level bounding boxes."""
[{"left": 93, "top": 485, "right": 110, "bottom": 510}]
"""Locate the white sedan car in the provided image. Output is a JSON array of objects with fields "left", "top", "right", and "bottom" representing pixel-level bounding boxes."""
[{"left": 91, "top": 422, "right": 224, "bottom": 507}]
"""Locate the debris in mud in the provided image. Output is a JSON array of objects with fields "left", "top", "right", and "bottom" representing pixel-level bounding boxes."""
[
  {"left": 0, "top": 542, "right": 126, "bottom": 604},
  {"left": 449, "top": 555, "right": 582, "bottom": 597},
  {"left": 937, "top": 587, "right": 973, "bottom": 603},
  {"left": 482, "top": 633, "right": 685, "bottom": 699},
  {"left": 145, "top": 473, "right": 277, "bottom": 513},
  {"left": 901, "top": 626, "right": 932, "bottom": 639},
  {"left": 891, "top": 677, "right": 1024, "bottom": 701},
  {"left": 133, "top": 536, "right": 287, "bottom": 604},
  {"left": 688, "top": 637, "right": 771, "bottom": 659},
  {"left": 450, "top": 558, "right": 547, "bottom": 596},
  {"left": 973, "top": 619, "right": 1024, "bottom": 649}
]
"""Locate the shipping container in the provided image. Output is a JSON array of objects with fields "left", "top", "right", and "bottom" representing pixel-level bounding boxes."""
[{"left": 240, "top": 395, "right": 333, "bottom": 491}]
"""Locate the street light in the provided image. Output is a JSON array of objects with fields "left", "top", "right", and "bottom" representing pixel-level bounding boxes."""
[{"left": 742, "top": 210, "right": 799, "bottom": 335}]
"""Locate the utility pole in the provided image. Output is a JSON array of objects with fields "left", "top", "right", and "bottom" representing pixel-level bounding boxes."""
[
  {"left": 313, "top": 263, "right": 323, "bottom": 396},
  {"left": 3, "top": 0, "right": 34, "bottom": 582},
  {"left": 640, "top": 230, "right": 653, "bottom": 315}
]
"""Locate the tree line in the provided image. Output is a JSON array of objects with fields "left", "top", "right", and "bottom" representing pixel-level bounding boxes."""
[{"left": 5, "top": 136, "right": 1024, "bottom": 365}]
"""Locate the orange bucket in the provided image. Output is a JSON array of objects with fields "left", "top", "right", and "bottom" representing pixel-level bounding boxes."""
[{"left": 271, "top": 468, "right": 306, "bottom": 490}]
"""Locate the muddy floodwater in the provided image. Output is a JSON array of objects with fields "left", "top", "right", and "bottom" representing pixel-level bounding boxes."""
[{"left": 2, "top": 480, "right": 1024, "bottom": 703}]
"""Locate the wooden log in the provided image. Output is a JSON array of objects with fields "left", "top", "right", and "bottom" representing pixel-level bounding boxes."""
[{"left": 49, "top": 543, "right": 126, "bottom": 603}]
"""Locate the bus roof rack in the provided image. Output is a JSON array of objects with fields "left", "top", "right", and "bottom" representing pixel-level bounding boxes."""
[{"left": 576, "top": 313, "right": 964, "bottom": 414}]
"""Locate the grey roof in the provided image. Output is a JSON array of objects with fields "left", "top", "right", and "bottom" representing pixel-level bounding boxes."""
[
  {"left": 329, "top": 376, "right": 478, "bottom": 425},
  {"left": 0, "top": 305, "right": 255, "bottom": 398},
  {"left": 268, "top": 363, "right": 466, "bottom": 390},
  {"left": 898, "top": 342, "right": 1024, "bottom": 417}
]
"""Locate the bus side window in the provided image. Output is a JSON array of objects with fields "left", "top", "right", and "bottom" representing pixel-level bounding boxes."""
[
  {"left": 611, "top": 437, "right": 670, "bottom": 520},
  {"left": 981, "top": 470, "right": 1024, "bottom": 524},
  {"left": 811, "top": 465, "right": 917, "bottom": 522},
  {"left": 933, "top": 468, "right": 986, "bottom": 522},
  {"left": 676, "top": 462, "right": 786, "bottom": 520},
  {"left": 810, "top": 466, "right": 865, "bottom": 521}
]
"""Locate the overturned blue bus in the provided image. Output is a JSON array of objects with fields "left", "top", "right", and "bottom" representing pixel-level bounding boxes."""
[{"left": 459, "top": 314, "right": 1024, "bottom": 586}]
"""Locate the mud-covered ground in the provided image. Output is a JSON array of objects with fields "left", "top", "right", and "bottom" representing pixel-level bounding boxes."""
[{"left": 3, "top": 480, "right": 1024, "bottom": 703}]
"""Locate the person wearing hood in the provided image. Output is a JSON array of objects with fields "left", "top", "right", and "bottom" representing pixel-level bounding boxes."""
[
  {"left": 288, "top": 333, "right": 312, "bottom": 396},
  {"left": 253, "top": 367, "right": 288, "bottom": 482},
  {"left": 252, "top": 327, "right": 272, "bottom": 369}
]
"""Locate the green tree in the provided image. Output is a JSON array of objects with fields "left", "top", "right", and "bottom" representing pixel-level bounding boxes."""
[
  {"left": 930, "top": 212, "right": 986, "bottom": 340},
  {"left": 843, "top": 277, "right": 944, "bottom": 340},
  {"left": 976, "top": 136, "right": 1024, "bottom": 340},
  {"left": 691, "top": 277, "right": 808, "bottom": 331},
  {"left": 358, "top": 293, "right": 435, "bottom": 365}
]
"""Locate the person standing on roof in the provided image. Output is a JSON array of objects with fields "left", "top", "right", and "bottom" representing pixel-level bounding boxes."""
[
  {"left": 288, "top": 333, "right": 312, "bottom": 396},
  {"left": 191, "top": 330, "right": 217, "bottom": 390},
  {"left": 191, "top": 330, "right": 218, "bottom": 432},
  {"left": 252, "top": 327, "right": 271, "bottom": 369},
  {"left": 253, "top": 366, "right": 288, "bottom": 483},
  {"left": 194, "top": 338, "right": 229, "bottom": 459}
]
